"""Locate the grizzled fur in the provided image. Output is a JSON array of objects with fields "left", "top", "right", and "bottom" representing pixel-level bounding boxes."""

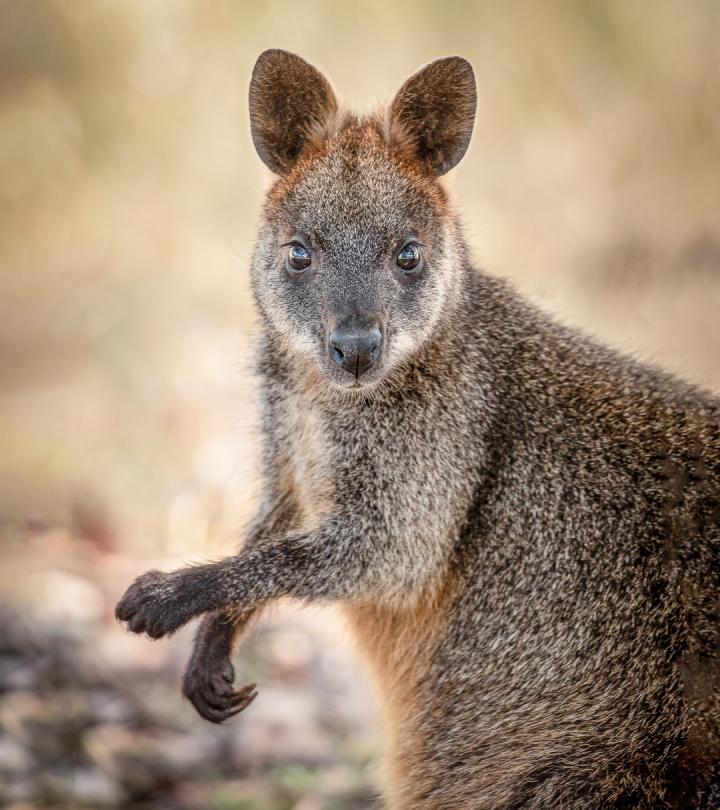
[{"left": 117, "top": 50, "right": 720, "bottom": 808}]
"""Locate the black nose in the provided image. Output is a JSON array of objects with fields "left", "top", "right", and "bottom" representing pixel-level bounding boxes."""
[{"left": 328, "top": 315, "right": 383, "bottom": 379}]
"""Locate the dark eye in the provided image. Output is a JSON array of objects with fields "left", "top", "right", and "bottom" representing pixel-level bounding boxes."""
[
  {"left": 396, "top": 243, "right": 421, "bottom": 272},
  {"left": 287, "top": 243, "right": 311, "bottom": 272}
]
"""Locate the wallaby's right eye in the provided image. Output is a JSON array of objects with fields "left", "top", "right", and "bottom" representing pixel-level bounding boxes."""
[
  {"left": 287, "top": 243, "right": 312, "bottom": 273},
  {"left": 396, "top": 243, "right": 422, "bottom": 273}
]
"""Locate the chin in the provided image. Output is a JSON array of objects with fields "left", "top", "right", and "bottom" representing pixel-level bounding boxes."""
[{"left": 316, "top": 361, "right": 389, "bottom": 393}]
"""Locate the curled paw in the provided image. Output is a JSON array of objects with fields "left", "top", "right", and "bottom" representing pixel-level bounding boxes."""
[
  {"left": 115, "top": 569, "right": 191, "bottom": 639},
  {"left": 182, "top": 657, "right": 257, "bottom": 723}
]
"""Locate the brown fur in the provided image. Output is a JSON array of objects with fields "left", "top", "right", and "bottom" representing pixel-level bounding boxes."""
[
  {"left": 345, "top": 576, "right": 460, "bottom": 807},
  {"left": 116, "top": 51, "right": 720, "bottom": 808}
]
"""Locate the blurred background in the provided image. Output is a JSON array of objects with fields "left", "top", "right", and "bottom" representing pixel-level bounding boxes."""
[{"left": 0, "top": 1, "right": 719, "bottom": 807}]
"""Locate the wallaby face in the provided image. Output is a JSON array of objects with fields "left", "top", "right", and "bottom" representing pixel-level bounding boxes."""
[{"left": 248, "top": 50, "right": 477, "bottom": 389}]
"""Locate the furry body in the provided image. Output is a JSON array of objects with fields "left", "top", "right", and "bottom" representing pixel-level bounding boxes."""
[
  {"left": 256, "top": 268, "right": 720, "bottom": 808},
  {"left": 117, "top": 51, "right": 720, "bottom": 808}
]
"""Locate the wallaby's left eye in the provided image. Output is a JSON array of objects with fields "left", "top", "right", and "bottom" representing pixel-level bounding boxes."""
[
  {"left": 396, "top": 243, "right": 421, "bottom": 273},
  {"left": 287, "top": 243, "right": 312, "bottom": 273}
]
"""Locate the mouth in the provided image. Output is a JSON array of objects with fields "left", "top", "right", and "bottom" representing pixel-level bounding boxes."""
[{"left": 319, "top": 358, "right": 386, "bottom": 391}]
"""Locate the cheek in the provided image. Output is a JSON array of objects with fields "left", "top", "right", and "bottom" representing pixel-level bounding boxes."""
[
  {"left": 288, "top": 330, "right": 317, "bottom": 357},
  {"left": 388, "top": 330, "right": 417, "bottom": 361},
  {"left": 263, "top": 280, "right": 323, "bottom": 358},
  {"left": 420, "top": 271, "right": 449, "bottom": 329},
  {"left": 393, "top": 272, "right": 442, "bottom": 328},
  {"left": 386, "top": 259, "right": 453, "bottom": 362}
]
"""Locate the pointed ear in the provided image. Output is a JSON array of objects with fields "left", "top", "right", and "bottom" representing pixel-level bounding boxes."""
[
  {"left": 388, "top": 56, "right": 477, "bottom": 176},
  {"left": 249, "top": 49, "right": 338, "bottom": 175}
]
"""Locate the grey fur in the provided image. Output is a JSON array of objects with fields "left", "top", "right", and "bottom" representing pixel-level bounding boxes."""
[{"left": 117, "top": 51, "right": 720, "bottom": 808}]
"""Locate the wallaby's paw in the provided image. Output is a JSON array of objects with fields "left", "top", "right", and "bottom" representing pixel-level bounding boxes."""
[
  {"left": 182, "top": 657, "right": 257, "bottom": 723},
  {"left": 115, "top": 569, "right": 192, "bottom": 639}
]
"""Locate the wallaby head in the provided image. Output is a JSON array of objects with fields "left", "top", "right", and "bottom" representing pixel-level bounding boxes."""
[{"left": 248, "top": 49, "right": 477, "bottom": 390}]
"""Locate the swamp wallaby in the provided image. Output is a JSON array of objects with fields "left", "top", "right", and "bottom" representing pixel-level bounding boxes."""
[{"left": 116, "top": 50, "right": 720, "bottom": 808}]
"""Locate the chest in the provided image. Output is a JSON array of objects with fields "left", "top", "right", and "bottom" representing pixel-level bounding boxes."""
[
  {"left": 280, "top": 390, "right": 334, "bottom": 530},
  {"left": 287, "top": 395, "right": 470, "bottom": 521}
]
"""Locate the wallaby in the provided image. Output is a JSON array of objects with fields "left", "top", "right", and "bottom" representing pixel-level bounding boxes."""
[{"left": 116, "top": 50, "right": 720, "bottom": 808}]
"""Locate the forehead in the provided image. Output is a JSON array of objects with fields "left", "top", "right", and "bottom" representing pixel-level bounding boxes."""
[{"left": 270, "top": 120, "right": 446, "bottom": 245}]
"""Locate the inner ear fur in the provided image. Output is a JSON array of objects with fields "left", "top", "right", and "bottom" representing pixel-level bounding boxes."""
[
  {"left": 249, "top": 49, "right": 338, "bottom": 175},
  {"left": 388, "top": 56, "right": 477, "bottom": 177}
]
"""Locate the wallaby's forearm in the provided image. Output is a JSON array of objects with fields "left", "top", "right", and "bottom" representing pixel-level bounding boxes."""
[
  {"left": 114, "top": 510, "right": 421, "bottom": 638},
  {"left": 190, "top": 606, "right": 254, "bottom": 661}
]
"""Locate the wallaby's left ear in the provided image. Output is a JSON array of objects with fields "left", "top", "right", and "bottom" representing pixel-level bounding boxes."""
[{"left": 388, "top": 56, "right": 477, "bottom": 176}]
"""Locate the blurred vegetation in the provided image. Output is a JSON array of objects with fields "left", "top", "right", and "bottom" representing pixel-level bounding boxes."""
[{"left": 0, "top": 1, "right": 719, "bottom": 807}]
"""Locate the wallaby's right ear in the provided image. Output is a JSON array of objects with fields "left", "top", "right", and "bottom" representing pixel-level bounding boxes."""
[
  {"left": 388, "top": 56, "right": 476, "bottom": 176},
  {"left": 249, "top": 49, "right": 338, "bottom": 175}
]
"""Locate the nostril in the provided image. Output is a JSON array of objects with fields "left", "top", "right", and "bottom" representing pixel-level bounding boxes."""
[
  {"left": 370, "top": 343, "right": 380, "bottom": 363},
  {"left": 331, "top": 345, "right": 345, "bottom": 366}
]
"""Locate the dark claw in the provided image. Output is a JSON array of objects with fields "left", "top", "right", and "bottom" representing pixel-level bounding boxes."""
[
  {"left": 227, "top": 688, "right": 257, "bottom": 714},
  {"left": 199, "top": 695, "right": 255, "bottom": 724},
  {"left": 192, "top": 686, "right": 257, "bottom": 723},
  {"left": 232, "top": 683, "right": 257, "bottom": 703}
]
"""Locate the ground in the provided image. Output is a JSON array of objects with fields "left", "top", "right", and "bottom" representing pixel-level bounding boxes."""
[{"left": 0, "top": 527, "right": 380, "bottom": 809}]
